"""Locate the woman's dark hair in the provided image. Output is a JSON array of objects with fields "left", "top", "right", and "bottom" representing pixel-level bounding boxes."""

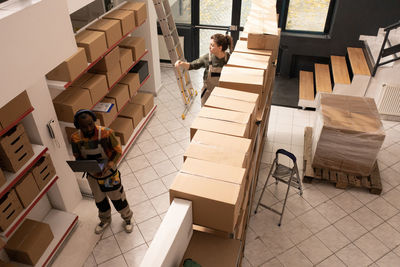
[{"left": 211, "top": 33, "right": 233, "bottom": 53}]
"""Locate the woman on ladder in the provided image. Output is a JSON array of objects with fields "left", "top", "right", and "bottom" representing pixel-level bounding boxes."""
[{"left": 175, "top": 33, "right": 233, "bottom": 106}]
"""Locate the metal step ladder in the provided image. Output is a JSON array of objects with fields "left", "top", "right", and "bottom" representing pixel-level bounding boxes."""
[{"left": 152, "top": 0, "right": 197, "bottom": 119}]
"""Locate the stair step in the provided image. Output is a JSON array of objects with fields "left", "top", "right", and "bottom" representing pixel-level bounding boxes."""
[
  {"left": 347, "top": 47, "right": 371, "bottom": 76},
  {"left": 299, "top": 71, "right": 315, "bottom": 101},
  {"left": 330, "top": 56, "right": 351, "bottom": 85},
  {"left": 314, "top": 64, "right": 332, "bottom": 93}
]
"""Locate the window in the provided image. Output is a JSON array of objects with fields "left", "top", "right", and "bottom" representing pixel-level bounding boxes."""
[{"left": 282, "top": 0, "right": 335, "bottom": 33}]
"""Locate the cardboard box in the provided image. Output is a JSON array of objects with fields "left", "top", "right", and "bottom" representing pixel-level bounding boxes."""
[
  {"left": 212, "top": 87, "right": 259, "bottom": 112},
  {"left": 131, "top": 92, "right": 154, "bottom": 116},
  {"left": 119, "top": 48, "right": 134, "bottom": 73},
  {"left": 119, "top": 37, "right": 146, "bottom": 61},
  {"left": 53, "top": 87, "right": 92, "bottom": 123},
  {"left": 130, "top": 60, "right": 148, "bottom": 83},
  {"left": 218, "top": 66, "right": 265, "bottom": 96},
  {"left": 0, "top": 190, "right": 23, "bottom": 231},
  {"left": 119, "top": 73, "right": 140, "bottom": 98},
  {"left": 31, "top": 153, "right": 56, "bottom": 190},
  {"left": 95, "top": 103, "right": 117, "bottom": 127},
  {"left": 5, "top": 219, "right": 53, "bottom": 265},
  {"left": 107, "top": 84, "right": 130, "bottom": 112},
  {"left": 92, "top": 63, "right": 122, "bottom": 88},
  {"left": 75, "top": 30, "right": 107, "bottom": 62},
  {"left": 120, "top": 2, "right": 147, "bottom": 26},
  {"left": 0, "top": 168, "right": 5, "bottom": 187},
  {"left": 46, "top": 47, "right": 88, "bottom": 82},
  {"left": 247, "top": 31, "right": 280, "bottom": 59},
  {"left": 312, "top": 94, "right": 385, "bottom": 176},
  {"left": 104, "top": 9, "right": 135, "bottom": 36},
  {"left": 227, "top": 52, "right": 270, "bottom": 73},
  {"left": 118, "top": 103, "right": 143, "bottom": 128},
  {"left": 92, "top": 46, "right": 120, "bottom": 72},
  {"left": 110, "top": 117, "right": 134, "bottom": 145},
  {"left": 0, "top": 91, "right": 32, "bottom": 130},
  {"left": 15, "top": 172, "right": 40, "bottom": 208},
  {"left": 190, "top": 116, "right": 250, "bottom": 140},
  {"left": 87, "top": 19, "right": 122, "bottom": 48},
  {"left": 80, "top": 74, "right": 108, "bottom": 105},
  {"left": 234, "top": 40, "right": 272, "bottom": 57},
  {"left": 71, "top": 73, "right": 94, "bottom": 87},
  {"left": 169, "top": 172, "right": 242, "bottom": 233}
]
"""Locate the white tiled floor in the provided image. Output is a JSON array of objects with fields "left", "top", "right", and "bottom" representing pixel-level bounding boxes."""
[{"left": 83, "top": 66, "right": 400, "bottom": 266}]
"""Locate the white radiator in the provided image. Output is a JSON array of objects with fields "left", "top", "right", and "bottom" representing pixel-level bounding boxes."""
[{"left": 377, "top": 84, "right": 400, "bottom": 117}]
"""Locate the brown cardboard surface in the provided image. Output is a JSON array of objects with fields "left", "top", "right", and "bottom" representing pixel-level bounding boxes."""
[
  {"left": 170, "top": 173, "right": 241, "bottom": 232},
  {"left": 65, "top": 127, "right": 77, "bottom": 144},
  {"left": 0, "top": 130, "right": 34, "bottom": 173},
  {"left": 199, "top": 107, "right": 251, "bottom": 125},
  {"left": 0, "top": 190, "right": 23, "bottom": 231},
  {"left": 87, "top": 19, "right": 122, "bottom": 48},
  {"left": 46, "top": 47, "right": 88, "bottom": 82},
  {"left": 190, "top": 117, "right": 250, "bottom": 139},
  {"left": 0, "top": 168, "right": 5, "bottom": 187},
  {"left": 5, "top": 219, "right": 53, "bottom": 265},
  {"left": 247, "top": 32, "right": 279, "bottom": 50},
  {"left": 75, "top": 30, "right": 107, "bottom": 62},
  {"left": 212, "top": 86, "right": 259, "bottom": 104},
  {"left": 119, "top": 37, "right": 146, "bottom": 61},
  {"left": 15, "top": 172, "right": 40, "bottom": 208},
  {"left": 181, "top": 231, "right": 241, "bottom": 267},
  {"left": 104, "top": 9, "right": 135, "bottom": 36},
  {"left": 92, "top": 63, "right": 122, "bottom": 88},
  {"left": 120, "top": 2, "right": 147, "bottom": 26},
  {"left": 53, "top": 87, "right": 92, "bottom": 123},
  {"left": 0, "top": 124, "right": 25, "bottom": 150},
  {"left": 219, "top": 66, "right": 265, "bottom": 95},
  {"left": 119, "top": 48, "right": 134, "bottom": 73},
  {"left": 119, "top": 73, "right": 140, "bottom": 98},
  {"left": 118, "top": 103, "right": 143, "bottom": 128},
  {"left": 0, "top": 260, "right": 17, "bottom": 267},
  {"left": 234, "top": 40, "right": 272, "bottom": 57},
  {"left": 110, "top": 117, "right": 134, "bottom": 145},
  {"left": 92, "top": 46, "right": 120, "bottom": 72},
  {"left": 107, "top": 84, "right": 130, "bottom": 112},
  {"left": 0, "top": 91, "right": 32, "bottom": 130},
  {"left": 71, "top": 73, "right": 94, "bottom": 87},
  {"left": 131, "top": 92, "right": 154, "bottom": 116},
  {"left": 227, "top": 51, "right": 270, "bottom": 71},
  {"left": 31, "top": 153, "right": 56, "bottom": 190},
  {"left": 94, "top": 103, "right": 117, "bottom": 127},
  {"left": 81, "top": 74, "right": 108, "bottom": 104}
]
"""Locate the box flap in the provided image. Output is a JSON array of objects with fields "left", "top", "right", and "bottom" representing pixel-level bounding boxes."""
[
  {"left": 88, "top": 19, "right": 119, "bottom": 31},
  {"left": 104, "top": 9, "right": 132, "bottom": 20}
]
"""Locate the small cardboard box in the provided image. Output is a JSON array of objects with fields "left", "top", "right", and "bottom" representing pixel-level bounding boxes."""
[
  {"left": 75, "top": 30, "right": 107, "bottom": 62},
  {"left": 107, "top": 84, "right": 130, "bottom": 112},
  {"left": 130, "top": 60, "right": 148, "bottom": 83},
  {"left": 0, "top": 168, "right": 5, "bottom": 187},
  {"left": 234, "top": 40, "right": 272, "bottom": 57},
  {"left": 104, "top": 9, "right": 135, "bottom": 36},
  {"left": 227, "top": 52, "right": 270, "bottom": 73},
  {"left": 190, "top": 116, "right": 250, "bottom": 140},
  {"left": 15, "top": 172, "right": 40, "bottom": 208},
  {"left": 87, "top": 19, "right": 122, "bottom": 48},
  {"left": 119, "top": 37, "right": 146, "bottom": 61},
  {"left": 53, "top": 87, "right": 92, "bottom": 123},
  {"left": 131, "top": 92, "right": 154, "bottom": 116},
  {"left": 46, "top": 47, "right": 88, "bottom": 82},
  {"left": 120, "top": 2, "right": 147, "bottom": 26},
  {"left": 119, "top": 73, "right": 140, "bottom": 98},
  {"left": 92, "top": 46, "right": 120, "bottom": 72},
  {"left": 218, "top": 66, "right": 265, "bottom": 96},
  {"left": 247, "top": 31, "right": 280, "bottom": 59},
  {"left": 169, "top": 172, "right": 242, "bottom": 233},
  {"left": 0, "top": 91, "right": 32, "bottom": 130},
  {"left": 31, "top": 153, "right": 56, "bottom": 190},
  {"left": 119, "top": 48, "right": 134, "bottom": 73},
  {"left": 92, "top": 63, "right": 122, "bottom": 88},
  {"left": 5, "top": 219, "right": 53, "bottom": 265},
  {"left": 80, "top": 74, "right": 108, "bottom": 105},
  {"left": 110, "top": 117, "right": 134, "bottom": 145},
  {"left": 118, "top": 103, "right": 143, "bottom": 128},
  {"left": 95, "top": 103, "right": 117, "bottom": 127},
  {"left": 71, "top": 73, "right": 94, "bottom": 87},
  {"left": 0, "top": 190, "right": 23, "bottom": 231}
]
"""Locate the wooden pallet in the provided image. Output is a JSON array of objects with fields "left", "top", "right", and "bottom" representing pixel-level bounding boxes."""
[{"left": 303, "top": 127, "right": 382, "bottom": 195}]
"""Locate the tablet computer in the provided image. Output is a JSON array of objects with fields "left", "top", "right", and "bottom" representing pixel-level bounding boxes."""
[{"left": 67, "top": 160, "right": 107, "bottom": 173}]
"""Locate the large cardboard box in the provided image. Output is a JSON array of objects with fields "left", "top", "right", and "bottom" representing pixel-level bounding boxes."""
[
  {"left": 120, "top": 2, "right": 147, "bottom": 26},
  {"left": 31, "top": 153, "right": 56, "bottom": 190},
  {"left": 119, "top": 73, "right": 140, "bottom": 98},
  {"left": 15, "top": 172, "right": 40, "bottom": 208},
  {"left": 80, "top": 74, "right": 108, "bottom": 105},
  {"left": 212, "top": 87, "right": 259, "bottom": 111},
  {"left": 95, "top": 103, "right": 117, "bottom": 127},
  {"left": 75, "top": 30, "right": 107, "bottom": 62},
  {"left": 104, "top": 9, "right": 135, "bottom": 36},
  {"left": 0, "top": 91, "right": 32, "bottom": 131},
  {"left": 0, "top": 190, "right": 23, "bottom": 231},
  {"left": 92, "top": 63, "right": 122, "bottom": 88},
  {"left": 190, "top": 116, "right": 250, "bottom": 140},
  {"left": 119, "top": 48, "right": 134, "bottom": 73},
  {"left": 110, "top": 117, "right": 134, "bottom": 145},
  {"left": 5, "top": 219, "right": 53, "bottom": 265},
  {"left": 170, "top": 173, "right": 241, "bottom": 233},
  {"left": 53, "top": 87, "right": 92, "bottom": 123},
  {"left": 46, "top": 47, "right": 88, "bottom": 82},
  {"left": 234, "top": 40, "right": 272, "bottom": 57},
  {"left": 227, "top": 52, "right": 270, "bottom": 73},
  {"left": 312, "top": 94, "right": 385, "bottom": 176},
  {"left": 87, "top": 19, "right": 122, "bottom": 48},
  {"left": 107, "top": 84, "right": 130, "bottom": 112},
  {"left": 118, "top": 103, "right": 143, "bottom": 128},
  {"left": 92, "top": 46, "right": 120, "bottom": 72},
  {"left": 219, "top": 66, "right": 265, "bottom": 96},
  {"left": 119, "top": 37, "right": 146, "bottom": 61},
  {"left": 131, "top": 92, "right": 154, "bottom": 116}
]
